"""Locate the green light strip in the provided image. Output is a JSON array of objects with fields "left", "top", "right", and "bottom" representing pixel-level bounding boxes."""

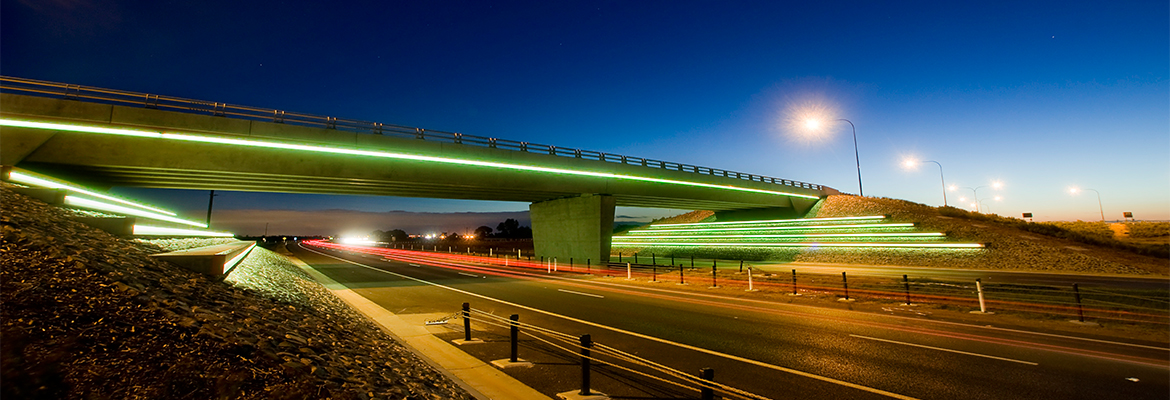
[
  {"left": 611, "top": 241, "right": 984, "bottom": 248},
  {"left": 222, "top": 242, "right": 256, "bottom": 270},
  {"left": 65, "top": 195, "right": 207, "bottom": 227},
  {"left": 8, "top": 169, "right": 177, "bottom": 216},
  {"left": 133, "top": 224, "right": 234, "bottom": 237},
  {"left": 615, "top": 232, "right": 945, "bottom": 239},
  {"left": 649, "top": 215, "right": 886, "bottom": 228},
  {"left": 628, "top": 223, "right": 915, "bottom": 234},
  {"left": 1, "top": 118, "right": 822, "bottom": 200}
]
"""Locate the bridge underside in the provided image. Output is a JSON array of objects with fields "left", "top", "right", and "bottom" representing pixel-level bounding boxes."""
[
  {"left": 1, "top": 92, "right": 831, "bottom": 264},
  {"left": 19, "top": 163, "right": 796, "bottom": 211}
]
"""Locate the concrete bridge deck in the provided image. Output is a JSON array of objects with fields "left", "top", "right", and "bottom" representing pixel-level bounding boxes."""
[{"left": 0, "top": 76, "right": 836, "bottom": 264}]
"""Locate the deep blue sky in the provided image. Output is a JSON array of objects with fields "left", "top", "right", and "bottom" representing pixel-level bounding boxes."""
[{"left": 3, "top": 1, "right": 1167, "bottom": 234}]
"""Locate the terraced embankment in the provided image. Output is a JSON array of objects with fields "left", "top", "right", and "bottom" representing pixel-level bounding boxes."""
[{"left": 617, "top": 195, "right": 1168, "bottom": 276}]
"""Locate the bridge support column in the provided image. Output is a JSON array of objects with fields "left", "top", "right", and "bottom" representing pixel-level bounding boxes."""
[{"left": 530, "top": 194, "right": 615, "bottom": 265}]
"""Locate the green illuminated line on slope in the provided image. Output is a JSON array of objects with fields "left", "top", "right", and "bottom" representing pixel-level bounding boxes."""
[
  {"left": 628, "top": 223, "right": 916, "bottom": 234},
  {"left": 649, "top": 215, "right": 886, "bottom": 228},
  {"left": 615, "top": 232, "right": 945, "bottom": 239},
  {"left": 1, "top": 118, "right": 822, "bottom": 200},
  {"left": 65, "top": 195, "right": 207, "bottom": 227},
  {"left": 133, "top": 224, "right": 234, "bottom": 237},
  {"left": 223, "top": 242, "right": 256, "bottom": 270},
  {"left": 8, "top": 169, "right": 178, "bottom": 216},
  {"left": 611, "top": 241, "right": 984, "bottom": 248}
]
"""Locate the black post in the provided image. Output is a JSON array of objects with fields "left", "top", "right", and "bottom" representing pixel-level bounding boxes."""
[
  {"left": 205, "top": 190, "right": 218, "bottom": 228},
  {"left": 842, "top": 272, "right": 850, "bottom": 300},
  {"left": 579, "top": 334, "right": 593, "bottom": 396},
  {"left": 570, "top": 258, "right": 573, "bottom": 271},
  {"left": 691, "top": 255, "right": 694, "bottom": 268},
  {"left": 711, "top": 263, "right": 717, "bottom": 287},
  {"left": 699, "top": 368, "right": 715, "bottom": 400},
  {"left": 618, "top": 253, "right": 622, "bottom": 263},
  {"left": 587, "top": 258, "right": 590, "bottom": 273},
  {"left": 903, "top": 274, "right": 911, "bottom": 305},
  {"left": 462, "top": 302, "right": 472, "bottom": 341},
  {"left": 680, "top": 265, "right": 685, "bottom": 284},
  {"left": 509, "top": 314, "right": 519, "bottom": 362},
  {"left": 652, "top": 265, "right": 657, "bottom": 282},
  {"left": 652, "top": 253, "right": 656, "bottom": 265},
  {"left": 1073, "top": 283, "right": 1085, "bottom": 322},
  {"left": 634, "top": 252, "right": 638, "bottom": 264},
  {"left": 671, "top": 254, "right": 675, "bottom": 266},
  {"left": 792, "top": 269, "right": 797, "bottom": 295},
  {"left": 739, "top": 260, "right": 743, "bottom": 273}
]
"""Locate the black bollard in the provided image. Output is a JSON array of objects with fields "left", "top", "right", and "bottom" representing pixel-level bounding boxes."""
[
  {"left": 711, "top": 263, "right": 717, "bottom": 287},
  {"left": 691, "top": 255, "right": 694, "bottom": 268},
  {"left": 1073, "top": 283, "right": 1085, "bottom": 322},
  {"left": 652, "top": 253, "right": 656, "bottom": 265},
  {"left": 699, "top": 368, "right": 715, "bottom": 400},
  {"left": 680, "top": 265, "right": 685, "bottom": 284},
  {"left": 579, "top": 334, "right": 593, "bottom": 395},
  {"left": 739, "top": 260, "right": 743, "bottom": 273},
  {"left": 510, "top": 314, "right": 519, "bottom": 362},
  {"left": 903, "top": 274, "right": 911, "bottom": 305},
  {"left": 842, "top": 272, "right": 850, "bottom": 300},
  {"left": 792, "top": 269, "right": 797, "bottom": 295},
  {"left": 462, "top": 302, "right": 472, "bottom": 341},
  {"left": 634, "top": 252, "right": 638, "bottom": 264},
  {"left": 652, "top": 265, "right": 657, "bottom": 282}
]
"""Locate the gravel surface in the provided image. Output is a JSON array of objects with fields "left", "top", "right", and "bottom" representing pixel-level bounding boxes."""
[{"left": 1, "top": 185, "right": 473, "bottom": 400}]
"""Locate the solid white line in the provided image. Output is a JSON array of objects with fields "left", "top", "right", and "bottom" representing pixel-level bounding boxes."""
[
  {"left": 459, "top": 272, "right": 479, "bottom": 278},
  {"left": 558, "top": 289, "right": 605, "bottom": 298},
  {"left": 300, "top": 244, "right": 920, "bottom": 400},
  {"left": 850, "top": 334, "right": 1039, "bottom": 366}
]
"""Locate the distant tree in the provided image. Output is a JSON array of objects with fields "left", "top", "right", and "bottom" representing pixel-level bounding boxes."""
[
  {"left": 497, "top": 219, "right": 521, "bottom": 237},
  {"left": 387, "top": 229, "right": 408, "bottom": 242},
  {"left": 374, "top": 229, "right": 409, "bottom": 242},
  {"left": 495, "top": 219, "right": 532, "bottom": 238},
  {"left": 474, "top": 226, "right": 493, "bottom": 238}
]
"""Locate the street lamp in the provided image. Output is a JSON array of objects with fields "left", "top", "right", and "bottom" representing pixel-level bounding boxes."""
[
  {"left": 978, "top": 195, "right": 1003, "bottom": 215},
  {"left": 904, "top": 159, "right": 947, "bottom": 206},
  {"left": 1069, "top": 187, "right": 1105, "bottom": 222},
  {"left": 950, "top": 181, "right": 1002, "bottom": 213},
  {"left": 804, "top": 118, "right": 863, "bottom": 196}
]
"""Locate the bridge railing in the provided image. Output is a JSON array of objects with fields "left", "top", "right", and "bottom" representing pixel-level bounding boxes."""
[{"left": 0, "top": 76, "right": 824, "bottom": 191}]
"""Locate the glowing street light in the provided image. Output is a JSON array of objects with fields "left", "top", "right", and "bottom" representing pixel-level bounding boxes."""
[
  {"left": 804, "top": 118, "right": 863, "bottom": 196},
  {"left": 1069, "top": 187, "right": 1105, "bottom": 222},
  {"left": 950, "top": 181, "right": 1003, "bottom": 213},
  {"left": 978, "top": 195, "right": 1003, "bottom": 214},
  {"left": 903, "top": 158, "right": 948, "bottom": 206}
]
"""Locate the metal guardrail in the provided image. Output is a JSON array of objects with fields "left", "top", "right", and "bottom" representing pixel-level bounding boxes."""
[{"left": 0, "top": 76, "right": 824, "bottom": 191}]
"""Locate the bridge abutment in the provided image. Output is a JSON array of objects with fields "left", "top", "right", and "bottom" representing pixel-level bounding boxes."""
[{"left": 530, "top": 194, "right": 616, "bottom": 266}]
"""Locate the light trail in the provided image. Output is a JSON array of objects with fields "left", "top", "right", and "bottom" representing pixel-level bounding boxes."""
[{"left": 302, "top": 240, "right": 1170, "bottom": 368}]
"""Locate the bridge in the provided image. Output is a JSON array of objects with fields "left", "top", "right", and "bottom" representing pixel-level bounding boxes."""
[{"left": 0, "top": 76, "right": 837, "bottom": 263}]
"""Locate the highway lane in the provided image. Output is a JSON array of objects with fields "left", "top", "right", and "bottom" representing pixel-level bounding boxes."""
[{"left": 291, "top": 243, "right": 1169, "bottom": 400}]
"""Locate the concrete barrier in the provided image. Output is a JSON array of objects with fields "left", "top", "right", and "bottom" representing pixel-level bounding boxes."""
[{"left": 151, "top": 241, "right": 256, "bottom": 279}]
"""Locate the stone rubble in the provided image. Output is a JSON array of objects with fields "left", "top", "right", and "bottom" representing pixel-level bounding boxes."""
[{"left": 1, "top": 185, "right": 473, "bottom": 400}]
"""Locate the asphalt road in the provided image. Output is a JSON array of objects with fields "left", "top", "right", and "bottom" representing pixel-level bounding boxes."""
[{"left": 290, "top": 243, "right": 1169, "bottom": 400}]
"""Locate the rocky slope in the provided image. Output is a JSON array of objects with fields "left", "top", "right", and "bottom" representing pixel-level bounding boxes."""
[{"left": 1, "top": 185, "right": 473, "bottom": 400}]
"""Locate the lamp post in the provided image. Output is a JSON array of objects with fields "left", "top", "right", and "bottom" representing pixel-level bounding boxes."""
[
  {"left": 978, "top": 195, "right": 1002, "bottom": 215},
  {"left": 905, "top": 159, "right": 947, "bottom": 206},
  {"left": 805, "top": 118, "right": 863, "bottom": 196},
  {"left": 951, "top": 181, "right": 1002, "bottom": 213},
  {"left": 1069, "top": 187, "right": 1105, "bottom": 222}
]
